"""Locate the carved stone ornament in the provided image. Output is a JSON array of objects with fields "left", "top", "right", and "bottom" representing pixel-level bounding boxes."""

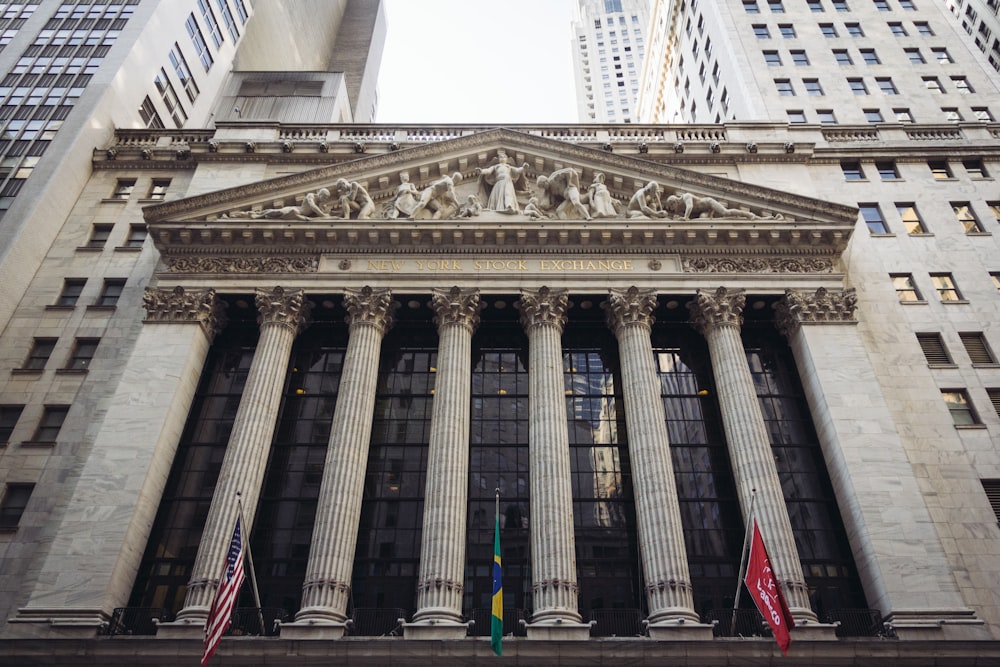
[
  {"left": 519, "top": 286, "right": 570, "bottom": 333},
  {"left": 431, "top": 286, "right": 481, "bottom": 333},
  {"left": 604, "top": 286, "right": 658, "bottom": 334},
  {"left": 688, "top": 286, "right": 746, "bottom": 334},
  {"left": 683, "top": 257, "right": 833, "bottom": 274},
  {"left": 774, "top": 287, "right": 858, "bottom": 337},
  {"left": 255, "top": 286, "right": 312, "bottom": 334},
  {"left": 415, "top": 577, "right": 464, "bottom": 595},
  {"left": 301, "top": 577, "right": 351, "bottom": 597},
  {"left": 343, "top": 286, "right": 397, "bottom": 334},
  {"left": 165, "top": 256, "right": 319, "bottom": 274},
  {"left": 142, "top": 286, "right": 227, "bottom": 339}
]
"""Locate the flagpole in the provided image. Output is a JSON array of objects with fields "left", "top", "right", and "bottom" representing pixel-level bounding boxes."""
[
  {"left": 731, "top": 488, "right": 757, "bottom": 636},
  {"left": 236, "top": 492, "right": 266, "bottom": 636}
]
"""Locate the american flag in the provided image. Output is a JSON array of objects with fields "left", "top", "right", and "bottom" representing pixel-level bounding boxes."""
[{"left": 201, "top": 517, "right": 246, "bottom": 666}]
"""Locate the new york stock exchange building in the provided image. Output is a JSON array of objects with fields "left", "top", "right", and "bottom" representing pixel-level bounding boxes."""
[{"left": 3, "top": 125, "right": 1000, "bottom": 666}]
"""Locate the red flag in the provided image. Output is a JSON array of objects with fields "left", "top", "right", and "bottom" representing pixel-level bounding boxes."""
[
  {"left": 744, "top": 519, "right": 795, "bottom": 655},
  {"left": 202, "top": 517, "right": 246, "bottom": 666}
]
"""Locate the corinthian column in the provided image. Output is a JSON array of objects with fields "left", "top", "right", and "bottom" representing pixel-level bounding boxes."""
[
  {"left": 604, "top": 287, "right": 708, "bottom": 638},
  {"left": 285, "top": 287, "right": 396, "bottom": 639},
  {"left": 519, "top": 287, "right": 589, "bottom": 639},
  {"left": 688, "top": 287, "right": 816, "bottom": 623},
  {"left": 170, "top": 287, "right": 310, "bottom": 629},
  {"left": 406, "top": 287, "right": 480, "bottom": 639}
]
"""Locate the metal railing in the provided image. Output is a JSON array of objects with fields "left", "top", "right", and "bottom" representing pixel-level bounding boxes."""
[
  {"left": 589, "top": 608, "right": 646, "bottom": 637},
  {"left": 348, "top": 608, "right": 406, "bottom": 637},
  {"left": 226, "top": 607, "right": 287, "bottom": 637},
  {"left": 824, "top": 608, "right": 887, "bottom": 638},
  {"left": 106, "top": 607, "right": 169, "bottom": 636},
  {"left": 467, "top": 608, "right": 529, "bottom": 637},
  {"left": 703, "top": 608, "right": 771, "bottom": 638}
]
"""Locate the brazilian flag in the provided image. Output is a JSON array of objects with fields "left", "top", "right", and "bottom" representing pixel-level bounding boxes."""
[{"left": 491, "top": 512, "right": 503, "bottom": 656}]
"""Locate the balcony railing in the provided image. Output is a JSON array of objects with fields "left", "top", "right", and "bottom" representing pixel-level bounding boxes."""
[
  {"left": 106, "top": 607, "right": 169, "bottom": 636},
  {"left": 590, "top": 608, "right": 646, "bottom": 637},
  {"left": 226, "top": 607, "right": 288, "bottom": 637},
  {"left": 348, "top": 608, "right": 406, "bottom": 637},
  {"left": 824, "top": 608, "right": 888, "bottom": 638},
  {"left": 703, "top": 608, "right": 772, "bottom": 638},
  {"left": 467, "top": 608, "right": 529, "bottom": 637}
]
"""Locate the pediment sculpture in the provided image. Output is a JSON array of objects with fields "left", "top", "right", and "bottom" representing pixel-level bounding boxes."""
[{"left": 215, "top": 159, "right": 782, "bottom": 223}]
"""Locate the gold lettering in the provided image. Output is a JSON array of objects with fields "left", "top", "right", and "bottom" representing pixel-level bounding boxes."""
[{"left": 623, "top": 260, "right": 633, "bottom": 271}]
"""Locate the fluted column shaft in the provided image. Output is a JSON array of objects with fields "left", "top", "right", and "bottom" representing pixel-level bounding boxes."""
[
  {"left": 412, "top": 287, "right": 481, "bottom": 625},
  {"left": 605, "top": 288, "right": 700, "bottom": 624},
  {"left": 520, "top": 287, "right": 581, "bottom": 624},
  {"left": 175, "top": 287, "right": 310, "bottom": 623},
  {"left": 689, "top": 287, "right": 816, "bottom": 622},
  {"left": 296, "top": 287, "right": 395, "bottom": 624}
]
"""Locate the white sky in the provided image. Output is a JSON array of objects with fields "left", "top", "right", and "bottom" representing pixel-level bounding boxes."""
[{"left": 375, "top": 0, "right": 580, "bottom": 124}]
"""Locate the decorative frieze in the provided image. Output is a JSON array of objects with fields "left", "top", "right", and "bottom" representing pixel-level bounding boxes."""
[
  {"left": 683, "top": 257, "right": 833, "bottom": 273},
  {"left": 164, "top": 256, "right": 319, "bottom": 273},
  {"left": 688, "top": 286, "right": 745, "bottom": 333},
  {"left": 142, "top": 286, "right": 227, "bottom": 339},
  {"left": 774, "top": 287, "right": 857, "bottom": 336},
  {"left": 519, "top": 286, "right": 569, "bottom": 333}
]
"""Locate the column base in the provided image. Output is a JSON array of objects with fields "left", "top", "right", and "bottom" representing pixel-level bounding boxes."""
[
  {"left": 403, "top": 620, "right": 472, "bottom": 640},
  {"left": 279, "top": 619, "right": 350, "bottom": 640},
  {"left": 7, "top": 607, "right": 107, "bottom": 638},
  {"left": 647, "top": 620, "right": 715, "bottom": 640},
  {"left": 154, "top": 617, "right": 206, "bottom": 639},
  {"left": 884, "top": 609, "right": 988, "bottom": 641},
  {"left": 526, "top": 619, "right": 593, "bottom": 640}
]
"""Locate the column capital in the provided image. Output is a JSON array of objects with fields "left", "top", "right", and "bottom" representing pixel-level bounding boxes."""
[
  {"left": 774, "top": 287, "right": 857, "bottom": 337},
  {"left": 343, "top": 286, "right": 397, "bottom": 335},
  {"left": 604, "top": 287, "right": 658, "bottom": 335},
  {"left": 255, "top": 286, "right": 312, "bottom": 334},
  {"left": 431, "top": 286, "right": 481, "bottom": 334},
  {"left": 142, "top": 286, "right": 227, "bottom": 340},
  {"left": 519, "top": 286, "right": 569, "bottom": 334},
  {"left": 688, "top": 286, "right": 745, "bottom": 335}
]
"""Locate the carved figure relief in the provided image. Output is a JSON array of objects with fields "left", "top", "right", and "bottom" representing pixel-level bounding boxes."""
[
  {"left": 627, "top": 181, "right": 667, "bottom": 219},
  {"left": 476, "top": 149, "right": 530, "bottom": 214}
]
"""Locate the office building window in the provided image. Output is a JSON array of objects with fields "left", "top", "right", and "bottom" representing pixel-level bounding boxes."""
[
  {"left": 860, "top": 204, "right": 888, "bottom": 233},
  {"left": 0, "top": 406, "right": 24, "bottom": 444},
  {"left": 779, "top": 24, "right": 796, "bottom": 37},
  {"left": 112, "top": 178, "right": 135, "bottom": 200},
  {"left": 991, "top": 272, "right": 1000, "bottom": 293},
  {"left": 987, "top": 393, "right": 1000, "bottom": 420},
  {"left": 833, "top": 0, "right": 849, "bottom": 9},
  {"left": 916, "top": 333, "right": 952, "bottom": 365},
  {"left": 198, "top": 0, "right": 223, "bottom": 47},
  {"left": 764, "top": 51, "right": 782, "bottom": 66},
  {"left": 988, "top": 202, "right": 1000, "bottom": 225},
  {"left": 834, "top": 49, "right": 852, "bottom": 64},
  {"left": 23, "top": 339, "right": 56, "bottom": 370},
  {"left": 894, "top": 107, "right": 914, "bottom": 122},
  {"left": 930, "top": 273, "right": 962, "bottom": 301},
  {"left": 33, "top": 406, "right": 69, "bottom": 443},
  {"left": 808, "top": 0, "right": 824, "bottom": 11},
  {"left": 943, "top": 107, "right": 963, "bottom": 122},
  {"left": 97, "top": 279, "right": 126, "bottom": 307},
  {"left": 804, "top": 79, "right": 823, "bottom": 95},
  {"left": 65, "top": 338, "right": 99, "bottom": 371},
  {"left": 849, "top": 78, "right": 868, "bottom": 94},
  {"left": 865, "top": 108, "right": 884, "bottom": 122},
  {"left": 928, "top": 160, "right": 952, "bottom": 179},
  {"left": 775, "top": 78, "right": 794, "bottom": 95},
  {"left": 168, "top": 44, "right": 199, "bottom": 103},
  {"left": 892, "top": 274, "right": 922, "bottom": 301},
  {"left": 951, "top": 76, "right": 973, "bottom": 93},
  {"left": 841, "top": 160, "right": 865, "bottom": 180},
  {"left": 963, "top": 159, "right": 988, "bottom": 178},
  {"left": 124, "top": 225, "right": 147, "bottom": 248},
  {"left": 873, "top": 0, "right": 890, "bottom": 10},
  {"left": 860, "top": 48, "right": 880, "bottom": 64},
  {"left": 86, "top": 224, "right": 113, "bottom": 249},
  {"left": 888, "top": 22, "right": 907, "bottom": 36},
  {"left": 876, "top": 160, "right": 899, "bottom": 179},
  {"left": 234, "top": 0, "right": 249, "bottom": 24},
  {"left": 791, "top": 50, "right": 809, "bottom": 65},
  {"left": 754, "top": 24, "right": 770, "bottom": 38},
  {"left": 215, "top": 0, "right": 239, "bottom": 41},
  {"left": 973, "top": 107, "right": 994, "bottom": 121},
  {"left": 56, "top": 279, "right": 86, "bottom": 307},
  {"left": 147, "top": 179, "right": 171, "bottom": 200},
  {"left": 743, "top": 0, "right": 760, "bottom": 13},
  {"left": 899, "top": 0, "right": 915, "bottom": 7},
  {"left": 952, "top": 202, "right": 984, "bottom": 232},
  {"left": 876, "top": 77, "right": 898, "bottom": 93},
  {"left": 846, "top": 22, "right": 864, "bottom": 36},
  {"left": 914, "top": 21, "right": 933, "bottom": 36},
  {"left": 139, "top": 96, "right": 164, "bottom": 129},
  {"left": 0, "top": 484, "right": 33, "bottom": 528},
  {"left": 941, "top": 390, "right": 978, "bottom": 425},
  {"left": 817, "top": 109, "right": 837, "bottom": 124},
  {"left": 896, "top": 203, "right": 926, "bottom": 233},
  {"left": 155, "top": 68, "right": 187, "bottom": 129},
  {"left": 186, "top": 13, "right": 213, "bottom": 71},
  {"left": 904, "top": 47, "right": 925, "bottom": 63},
  {"left": 821, "top": 23, "right": 838, "bottom": 37},
  {"left": 959, "top": 332, "right": 997, "bottom": 365},
  {"left": 932, "top": 47, "right": 953, "bottom": 63},
  {"left": 768, "top": 0, "right": 785, "bottom": 12},
  {"left": 787, "top": 109, "right": 806, "bottom": 123}
]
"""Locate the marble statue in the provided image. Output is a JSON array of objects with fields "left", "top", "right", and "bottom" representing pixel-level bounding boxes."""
[
  {"left": 410, "top": 172, "right": 464, "bottom": 220},
  {"left": 627, "top": 181, "right": 667, "bottom": 219},
  {"left": 476, "top": 149, "right": 529, "bottom": 214},
  {"left": 333, "top": 178, "right": 375, "bottom": 220},
  {"left": 385, "top": 171, "right": 420, "bottom": 219},
  {"left": 458, "top": 194, "right": 482, "bottom": 218},
  {"left": 226, "top": 188, "right": 332, "bottom": 221},
  {"left": 523, "top": 196, "right": 548, "bottom": 220},
  {"left": 536, "top": 167, "right": 591, "bottom": 220},
  {"left": 664, "top": 192, "right": 758, "bottom": 220},
  {"left": 587, "top": 172, "right": 623, "bottom": 218}
]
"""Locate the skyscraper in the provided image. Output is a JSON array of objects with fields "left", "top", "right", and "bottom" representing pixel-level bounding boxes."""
[{"left": 572, "top": 0, "right": 651, "bottom": 122}]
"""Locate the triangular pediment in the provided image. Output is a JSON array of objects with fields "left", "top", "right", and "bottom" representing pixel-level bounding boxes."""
[{"left": 145, "top": 128, "right": 856, "bottom": 262}]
